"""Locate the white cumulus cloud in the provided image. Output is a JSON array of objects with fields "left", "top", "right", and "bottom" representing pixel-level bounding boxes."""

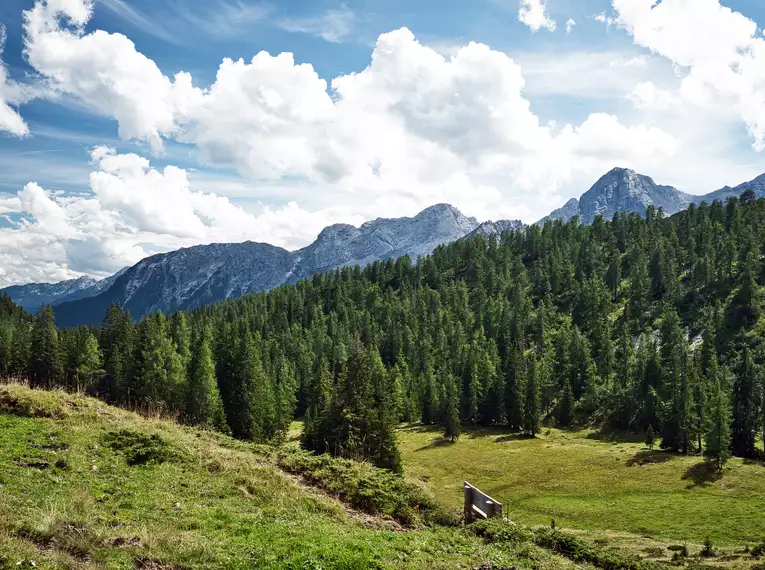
[
  {"left": 518, "top": 0, "right": 557, "bottom": 32},
  {"left": 613, "top": 0, "right": 765, "bottom": 151},
  {"left": 0, "top": 148, "right": 359, "bottom": 287}
]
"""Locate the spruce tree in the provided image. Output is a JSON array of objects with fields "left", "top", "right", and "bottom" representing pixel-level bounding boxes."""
[
  {"left": 443, "top": 372, "right": 461, "bottom": 442},
  {"left": 705, "top": 375, "right": 732, "bottom": 471},
  {"left": 731, "top": 347, "right": 758, "bottom": 458},
  {"left": 186, "top": 327, "right": 227, "bottom": 430},
  {"left": 303, "top": 358, "right": 333, "bottom": 453},
  {"left": 29, "top": 306, "right": 61, "bottom": 389},
  {"left": 523, "top": 356, "right": 540, "bottom": 436},
  {"left": 645, "top": 425, "right": 655, "bottom": 450},
  {"left": 504, "top": 347, "right": 523, "bottom": 430},
  {"left": 368, "top": 345, "right": 402, "bottom": 472}
]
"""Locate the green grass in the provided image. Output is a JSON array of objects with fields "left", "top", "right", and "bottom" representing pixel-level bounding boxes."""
[
  {"left": 0, "top": 384, "right": 590, "bottom": 570},
  {"left": 398, "top": 425, "right": 765, "bottom": 547}
]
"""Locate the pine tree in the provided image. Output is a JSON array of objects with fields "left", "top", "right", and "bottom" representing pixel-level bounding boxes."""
[
  {"left": 29, "top": 306, "right": 61, "bottom": 389},
  {"left": 559, "top": 378, "right": 573, "bottom": 427},
  {"left": 504, "top": 347, "right": 523, "bottom": 430},
  {"left": 368, "top": 345, "right": 402, "bottom": 472},
  {"left": 443, "top": 372, "right": 461, "bottom": 442},
  {"left": 133, "top": 313, "right": 186, "bottom": 413},
  {"left": 327, "top": 339, "right": 373, "bottom": 460},
  {"left": 705, "top": 375, "right": 732, "bottom": 471},
  {"left": 645, "top": 425, "right": 655, "bottom": 450},
  {"left": 71, "top": 328, "right": 102, "bottom": 393},
  {"left": 303, "top": 358, "right": 333, "bottom": 453},
  {"left": 523, "top": 356, "right": 540, "bottom": 436},
  {"left": 186, "top": 326, "right": 227, "bottom": 430},
  {"left": 731, "top": 347, "right": 758, "bottom": 458}
]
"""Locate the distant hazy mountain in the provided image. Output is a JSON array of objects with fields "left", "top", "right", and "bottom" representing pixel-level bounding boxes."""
[
  {"left": 691, "top": 173, "right": 765, "bottom": 205},
  {"left": 540, "top": 168, "right": 765, "bottom": 225},
  {"left": 53, "top": 204, "right": 493, "bottom": 327},
  {"left": 1, "top": 268, "right": 127, "bottom": 313}
]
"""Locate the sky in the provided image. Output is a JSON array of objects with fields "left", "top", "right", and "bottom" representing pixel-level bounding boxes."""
[{"left": 1, "top": 0, "right": 765, "bottom": 286}]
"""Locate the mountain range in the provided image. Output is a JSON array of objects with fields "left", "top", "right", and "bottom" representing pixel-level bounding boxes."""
[
  {"left": 50, "top": 204, "right": 488, "bottom": 327},
  {"left": 4, "top": 167, "right": 765, "bottom": 326}
]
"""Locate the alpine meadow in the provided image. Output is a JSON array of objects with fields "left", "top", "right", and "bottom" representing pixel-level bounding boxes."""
[
  {"left": 4, "top": 0, "right": 765, "bottom": 567},
  {"left": 3, "top": 192, "right": 765, "bottom": 567}
]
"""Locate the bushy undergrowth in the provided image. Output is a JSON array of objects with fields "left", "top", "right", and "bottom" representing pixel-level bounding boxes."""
[
  {"left": 274, "top": 448, "right": 458, "bottom": 527},
  {"left": 102, "top": 429, "right": 180, "bottom": 466},
  {"left": 473, "top": 519, "right": 666, "bottom": 570}
]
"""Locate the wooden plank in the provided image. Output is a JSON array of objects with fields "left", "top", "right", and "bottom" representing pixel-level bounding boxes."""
[{"left": 463, "top": 481, "right": 502, "bottom": 522}]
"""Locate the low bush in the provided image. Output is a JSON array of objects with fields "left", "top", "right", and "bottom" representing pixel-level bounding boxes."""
[
  {"left": 473, "top": 519, "right": 664, "bottom": 570},
  {"left": 275, "top": 449, "right": 457, "bottom": 527},
  {"left": 103, "top": 429, "right": 179, "bottom": 466}
]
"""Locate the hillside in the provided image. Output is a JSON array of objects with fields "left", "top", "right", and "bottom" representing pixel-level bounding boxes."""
[{"left": 0, "top": 383, "right": 595, "bottom": 570}]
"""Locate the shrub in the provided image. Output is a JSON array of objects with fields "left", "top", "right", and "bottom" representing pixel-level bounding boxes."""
[
  {"left": 275, "top": 449, "right": 455, "bottom": 527},
  {"left": 700, "top": 537, "right": 715, "bottom": 558},
  {"left": 751, "top": 540, "right": 765, "bottom": 558},
  {"left": 103, "top": 429, "right": 179, "bottom": 466},
  {"left": 473, "top": 521, "right": 664, "bottom": 570}
]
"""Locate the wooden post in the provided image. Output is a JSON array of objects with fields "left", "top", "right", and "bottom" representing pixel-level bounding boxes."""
[{"left": 463, "top": 481, "right": 473, "bottom": 523}]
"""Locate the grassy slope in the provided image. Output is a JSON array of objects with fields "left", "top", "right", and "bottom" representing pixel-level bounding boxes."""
[
  {"left": 0, "top": 385, "right": 586, "bottom": 570},
  {"left": 398, "top": 425, "right": 765, "bottom": 547}
]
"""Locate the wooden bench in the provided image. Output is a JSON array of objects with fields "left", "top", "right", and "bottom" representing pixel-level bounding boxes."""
[{"left": 463, "top": 481, "right": 502, "bottom": 523}]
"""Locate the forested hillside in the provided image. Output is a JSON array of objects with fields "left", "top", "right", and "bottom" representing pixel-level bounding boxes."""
[{"left": 3, "top": 191, "right": 765, "bottom": 471}]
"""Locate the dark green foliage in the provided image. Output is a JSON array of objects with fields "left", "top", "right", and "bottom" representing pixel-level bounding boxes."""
[
  {"left": 523, "top": 355, "right": 540, "bottom": 436},
  {"left": 705, "top": 376, "right": 732, "bottom": 471},
  {"left": 442, "top": 372, "right": 461, "bottom": 442},
  {"left": 29, "top": 306, "right": 61, "bottom": 389},
  {"left": 185, "top": 326, "right": 227, "bottom": 430}
]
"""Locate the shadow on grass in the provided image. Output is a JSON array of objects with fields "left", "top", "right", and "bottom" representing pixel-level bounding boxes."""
[
  {"left": 586, "top": 428, "right": 645, "bottom": 444},
  {"left": 415, "top": 437, "right": 457, "bottom": 452},
  {"left": 682, "top": 461, "right": 723, "bottom": 487},
  {"left": 625, "top": 450, "right": 677, "bottom": 467},
  {"left": 494, "top": 433, "right": 536, "bottom": 443}
]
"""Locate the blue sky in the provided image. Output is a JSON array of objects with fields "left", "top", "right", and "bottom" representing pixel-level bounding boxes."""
[{"left": 1, "top": 0, "right": 765, "bottom": 285}]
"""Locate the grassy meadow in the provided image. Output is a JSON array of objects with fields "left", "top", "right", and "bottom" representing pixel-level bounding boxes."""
[
  {"left": 398, "top": 425, "right": 765, "bottom": 547},
  {"left": 0, "top": 384, "right": 592, "bottom": 569},
  {"left": 4, "top": 384, "right": 765, "bottom": 569}
]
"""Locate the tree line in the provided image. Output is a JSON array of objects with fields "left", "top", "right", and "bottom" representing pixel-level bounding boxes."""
[{"left": 2, "top": 190, "right": 765, "bottom": 471}]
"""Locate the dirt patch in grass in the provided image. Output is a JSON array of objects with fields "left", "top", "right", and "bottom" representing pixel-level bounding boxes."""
[
  {"left": 103, "top": 535, "right": 142, "bottom": 548},
  {"left": 14, "top": 521, "right": 96, "bottom": 561},
  {"left": 135, "top": 558, "right": 192, "bottom": 569}
]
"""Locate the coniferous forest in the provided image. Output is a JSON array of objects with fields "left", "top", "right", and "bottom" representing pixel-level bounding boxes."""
[{"left": 3, "top": 192, "right": 765, "bottom": 473}]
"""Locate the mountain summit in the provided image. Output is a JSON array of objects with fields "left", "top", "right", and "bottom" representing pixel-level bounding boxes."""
[
  {"left": 541, "top": 168, "right": 765, "bottom": 226},
  {"left": 540, "top": 168, "right": 693, "bottom": 225}
]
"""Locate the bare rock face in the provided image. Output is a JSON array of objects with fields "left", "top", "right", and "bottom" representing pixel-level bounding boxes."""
[
  {"left": 51, "top": 204, "right": 491, "bottom": 326},
  {"left": 540, "top": 168, "right": 693, "bottom": 225},
  {"left": 540, "top": 168, "right": 765, "bottom": 226}
]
